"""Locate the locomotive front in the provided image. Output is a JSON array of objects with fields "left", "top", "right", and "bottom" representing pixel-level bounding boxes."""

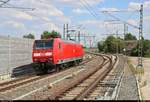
[{"left": 32, "top": 39, "right": 54, "bottom": 74}]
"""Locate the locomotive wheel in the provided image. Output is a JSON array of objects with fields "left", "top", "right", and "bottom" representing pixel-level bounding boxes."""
[
  {"left": 32, "top": 63, "right": 41, "bottom": 75},
  {"left": 60, "top": 64, "right": 65, "bottom": 70},
  {"left": 69, "top": 62, "right": 75, "bottom": 67},
  {"left": 54, "top": 65, "right": 59, "bottom": 72},
  {"left": 79, "top": 59, "right": 83, "bottom": 62},
  {"left": 41, "top": 63, "right": 48, "bottom": 74},
  {"left": 33, "top": 63, "right": 48, "bottom": 75}
]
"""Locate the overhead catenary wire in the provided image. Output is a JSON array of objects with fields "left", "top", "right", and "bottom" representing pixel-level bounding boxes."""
[
  {"left": 100, "top": 9, "right": 139, "bottom": 12},
  {"left": 102, "top": 11, "right": 140, "bottom": 29},
  {"left": 80, "top": 0, "right": 140, "bottom": 33},
  {"left": 0, "top": 6, "right": 35, "bottom": 10},
  {"left": 97, "top": 0, "right": 141, "bottom": 30},
  {"left": 82, "top": 0, "right": 100, "bottom": 18},
  {"left": 0, "top": 0, "right": 35, "bottom": 10},
  {"left": 79, "top": 0, "right": 99, "bottom": 20},
  {"left": 1, "top": 0, "right": 62, "bottom": 32}
]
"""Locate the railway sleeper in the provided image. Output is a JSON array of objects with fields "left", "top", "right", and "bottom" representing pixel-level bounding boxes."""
[{"left": 99, "top": 82, "right": 117, "bottom": 88}]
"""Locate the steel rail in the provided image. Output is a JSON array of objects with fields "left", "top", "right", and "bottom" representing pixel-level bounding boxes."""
[
  {"left": 0, "top": 54, "right": 95, "bottom": 93},
  {"left": 51, "top": 53, "right": 116, "bottom": 100},
  {"left": 45, "top": 55, "right": 105, "bottom": 100},
  {"left": 75, "top": 54, "right": 117, "bottom": 100}
]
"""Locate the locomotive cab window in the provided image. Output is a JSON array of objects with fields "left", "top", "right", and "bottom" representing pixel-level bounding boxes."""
[{"left": 34, "top": 39, "right": 53, "bottom": 49}]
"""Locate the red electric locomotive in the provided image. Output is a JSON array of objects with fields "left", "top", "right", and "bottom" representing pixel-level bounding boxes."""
[{"left": 32, "top": 38, "right": 84, "bottom": 74}]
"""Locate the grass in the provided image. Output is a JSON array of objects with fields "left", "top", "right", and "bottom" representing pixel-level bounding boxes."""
[
  {"left": 127, "top": 59, "right": 144, "bottom": 75},
  {"left": 127, "top": 59, "right": 137, "bottom": 75}
]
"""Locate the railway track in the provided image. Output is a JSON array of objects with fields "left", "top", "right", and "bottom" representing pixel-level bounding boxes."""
[
  {"left": 0, "top": 75, "right": 39, "bottom": 92},
  {"left": 0, "top": 54, "right": 95, "bottom": 96},
  {"left": 0, "top": 53, "right": 125, "bottom": 100},
  {"left": 82, "top": 54, "right": 126, "bottom": 100},
  {"left": 53, "top": 54, "right": 117, "bottom": 100},
  {"left": 10, "top": 54, "right": 103, "bottom": 100},
  {"left": 0, "top": 54, "right": 94, "bottom": 92},
  {"left": 13, "top": 53, "right": 116, "bottom": 100}
]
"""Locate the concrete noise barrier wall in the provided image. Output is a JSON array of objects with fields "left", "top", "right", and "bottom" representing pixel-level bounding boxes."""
[{"left": 0, "top": 35, "right": 34, "bottom": 77}]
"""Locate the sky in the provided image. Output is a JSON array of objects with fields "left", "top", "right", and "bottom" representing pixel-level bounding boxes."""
[{"left": 0, "top": 0, "right": 150, "bottom": 47}]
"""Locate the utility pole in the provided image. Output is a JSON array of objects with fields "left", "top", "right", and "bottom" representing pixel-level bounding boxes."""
[
  {"left": 93, "top": 36, "right": 95, "bottom": 48},
  {"left": 75, "top": 31, "right": 77, "bottom": 42},
  {"left": 124, "top": 24, "right": 126, "bottom": 40},
  {"left": 124, "top": 23, "right": 126, "bottom": 56},
  {"left": 89, "top": 38, "right": 92, "bottom": 48},
  {"left": 78, "top": 31, "right": 80, "bottom": 43},
  {"left": 63, "top": 24, "right": 66, "bottom": 40},
  {"left": 84, "top": 34, "right": 86, "bottom": 47},
  {"left": 137, "top": 4, "right": 143, "bottom": 69},
  {"left": 116, "top": 30, "right": 119, "bottom": 55},
  {"left": 66, "top": 24, "right": 69, "bottom": 40},
  {"left": 70, "top": 34, "right": 95, "bottom": 47}
]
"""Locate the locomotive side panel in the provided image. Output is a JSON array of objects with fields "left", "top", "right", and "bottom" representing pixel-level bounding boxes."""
[
  {"left": 52, "top": 39, "right": 61, "bottom": 64},
  {"left": 53, "top": 39, "right": 84, "bottom": 65},
  {"left": 57, "top": 41, "right": 75, "bottom": 64}
]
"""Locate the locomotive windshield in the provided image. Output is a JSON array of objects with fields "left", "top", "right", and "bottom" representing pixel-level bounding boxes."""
[{"left": 34, "top": 40, "right": 53, "bottom": 49}]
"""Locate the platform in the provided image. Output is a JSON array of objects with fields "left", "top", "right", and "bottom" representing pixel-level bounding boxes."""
[{"left": 129, "top": 57, "right": 150, "bottom": 100}]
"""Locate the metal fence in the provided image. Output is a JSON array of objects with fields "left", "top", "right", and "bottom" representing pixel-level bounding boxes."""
[{"left": 0, "top": 35, "right": 34, "bottom": 77}]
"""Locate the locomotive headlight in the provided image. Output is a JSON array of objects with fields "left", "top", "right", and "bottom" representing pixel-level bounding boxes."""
[
  {"left": 33, "top": 53, "right": 41, "bottom": 57},
  {"left": 45, "top": 52, "right": 52, "bottom": 56}
]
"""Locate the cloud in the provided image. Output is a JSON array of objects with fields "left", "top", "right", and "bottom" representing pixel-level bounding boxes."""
[
  {"left": 0, "top": 8, "right": 33, "bottom": 21},
  {"left": 22, "top": 0, "right": 71, "bottom": 23},
  {"left": 128, "top": 1, "right": 150, "bottom": 10},
  {"left": 72, "top": 8, "right": 88, "bottom": 14},
  {"left": 143, "top": 16, "right": 150, "bottom": 37},
  {"left": 144, "top": 1, "right": 150, "bottom": 10},
  {"left": 16, "top": 12, "right": 33, "bottom": 20},
  {"left": 3, "top": 0, "right": 71, "bottom": 23},
  {"left": 56, "top": 0, "right": 103, "bottom": 8},
  {"left": 128, "top": 2, "right": 140, "bottom": 10},
  {"left": 80, "top": 20, "right": 101, "bottom": 27},
  {"left": 0, "top": 0, "right": 71, "bottom": 38},
  {"left": 127, "top": 19, "right": 138, "bottom": 26},
  {"left": 4, "top": 21, "right": 25, "bottom": 29},
  {"left": 100, "top": 7, "right": 119, "bottom": 11}
]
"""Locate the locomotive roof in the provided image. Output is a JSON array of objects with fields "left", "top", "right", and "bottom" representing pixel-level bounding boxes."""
[
  {"left": 34, "top": 38, "right": 82, "bottom": 46},
  {"left": 62, "top": 39, "right": 80, "bottom": 44}
]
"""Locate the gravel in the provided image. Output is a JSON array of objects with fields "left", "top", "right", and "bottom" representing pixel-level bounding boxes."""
[
  {"left": 117, "top": 57, "right": 139, "bottom": 100},
  {"left": 0, "top": 66, "right": 85, "bottom": 100},
  {"left": 0, "top": 55, "right": 101, "bottom": 100}
]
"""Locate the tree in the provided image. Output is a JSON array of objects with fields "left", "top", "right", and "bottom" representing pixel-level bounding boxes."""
[
  {"left": 97, "top": 35, "right": 124, "bottom": 54},
  {"left": 97, "top": 41, "right": 104, "bottom": 52},
  {"left": 124, "top": 33, "right": 137, "bottom": 40},
  {"left": 117, "top": 37, "right": 124, "bottom": 53},
  {"left": 143, "top": 40, "right": 150, "bottom": 57},
  {"left": 41, "top": 31, "right": 50, "bottom": 39},
  {"left": 50, "top": 30, "right": 61, "bottom": 38},
  {"left": 104, "top": 36, "right": 117, "bottom": 53},
  {"left": 41, "top": 30, "right": 61, "bottom": 39},
  {"left": 97, "top": 32, "right": 150, "bottom": 58},
  {"left": 130, "top": 46, "right": 138, "bottom": 56},
  {"left": 23, "top": 33, "right": 35, "bottom": 39}
]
